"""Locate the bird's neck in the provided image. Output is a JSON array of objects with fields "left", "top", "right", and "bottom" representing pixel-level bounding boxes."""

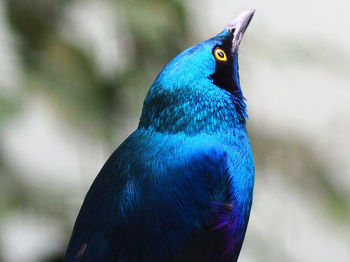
[{"left": 138, "top": 86, "right": 247, "bottom": 135}]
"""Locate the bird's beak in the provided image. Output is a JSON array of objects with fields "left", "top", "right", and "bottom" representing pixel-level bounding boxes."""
[{"left": 225, "top": 9, "right": 255, "bottom": 53}]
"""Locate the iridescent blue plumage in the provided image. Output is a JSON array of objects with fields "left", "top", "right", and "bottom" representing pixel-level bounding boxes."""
[{"left": 64, "top": 10, "right": 255, "bottom": 262}]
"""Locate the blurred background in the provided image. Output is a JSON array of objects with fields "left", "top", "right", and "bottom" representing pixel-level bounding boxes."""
[{"left": 0, "top": 0, "right": 349, "bottom": 261}]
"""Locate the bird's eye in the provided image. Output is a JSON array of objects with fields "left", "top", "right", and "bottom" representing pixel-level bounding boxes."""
[{"left": 213, "top": 47, "right": 227, "bottom": 62}]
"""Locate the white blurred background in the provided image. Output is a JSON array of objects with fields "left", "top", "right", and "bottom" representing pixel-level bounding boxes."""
[{"left": 0, "top": 0, "right": 349, "bottom": 261}]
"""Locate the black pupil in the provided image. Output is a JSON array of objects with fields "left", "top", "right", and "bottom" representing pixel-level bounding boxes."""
[{"left": 217, "top": 50, "right": 224, "bottom": 58}]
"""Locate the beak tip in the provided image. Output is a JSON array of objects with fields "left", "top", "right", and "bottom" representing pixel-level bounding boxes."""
[{"left": 225, "top": 9, "right": 256, "bottom": 31}]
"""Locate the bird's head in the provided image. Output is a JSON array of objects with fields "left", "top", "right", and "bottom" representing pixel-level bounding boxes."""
[{"left": 139, "top": 10, "right": 255, "bottom": 135}]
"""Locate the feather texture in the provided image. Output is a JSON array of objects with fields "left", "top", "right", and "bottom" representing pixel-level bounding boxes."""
[{"left": 64, "top": 13, "right": 255, "bottom": 262}]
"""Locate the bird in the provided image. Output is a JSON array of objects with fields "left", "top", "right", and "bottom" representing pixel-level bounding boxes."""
[{"left": 63, "top": 9, "right": 255, "bottom": 262}]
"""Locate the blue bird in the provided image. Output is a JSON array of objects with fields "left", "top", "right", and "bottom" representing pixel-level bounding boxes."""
[{"left": 63, "top": 9, "right": 255, "bottom": 262}]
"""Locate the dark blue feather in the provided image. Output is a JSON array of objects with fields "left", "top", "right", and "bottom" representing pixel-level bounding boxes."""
[{"left": 64, "top": 12, "right": 255, "bottom": 262}]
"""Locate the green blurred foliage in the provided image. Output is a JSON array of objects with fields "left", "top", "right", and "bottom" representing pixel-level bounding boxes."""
[
  {"left": 4, "top": 0, "right": 189, "bottom": 140},
  {"left": 250, "top": 129, "right": 350, "bottom": 221}
]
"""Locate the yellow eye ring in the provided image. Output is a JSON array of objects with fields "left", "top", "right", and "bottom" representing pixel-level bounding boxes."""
[{"left": 214, "top": 47, "right": 227, "bottom": 61}]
